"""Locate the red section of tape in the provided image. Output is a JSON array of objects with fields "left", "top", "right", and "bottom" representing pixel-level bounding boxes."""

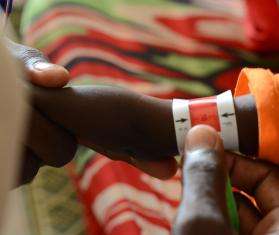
[{"left": 189, "top": 96, "right": 221, "bottom": 131}]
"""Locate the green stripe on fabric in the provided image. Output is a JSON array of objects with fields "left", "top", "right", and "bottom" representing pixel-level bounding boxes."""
[
  {"left": 74, "top": 146, "right": 96, "bottom": 174},
  {"left": 154, "top": 54, "right": 230, "bottom": 78},
  {"left": 21, "top": 0, "right": 189, "bottom": 34},
  {"left": 34, "top": 27, "right": 86, "bottom": 49},
  {"left": 141, "top": 73, "right": 214, "bottom": 96},
  {"left": 68, "top": 73, "right": 215, "bottom": 96}
]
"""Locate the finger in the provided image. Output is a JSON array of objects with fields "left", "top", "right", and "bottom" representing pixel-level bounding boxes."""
[
  {"left": 26, "top": 62, "right": 70, "bottom": 88},
  {"left": 5, "top": 38, "right": 70, "bottom": 87},
  {"left": 130, "top": 157, "right": 178, "bottom": 180},
  {"left": 253, "top": 208, "right": 279, "bottom": 235},
  {"left": 173, "top": 125, "right": 232, "bottom": 235},
  {"left": 234, "top": 192, "right": 261, "bottom": 235},
  {"left": 17, "top": 147, "right": 43, "bottom": 186},
  {"left": 227, "top": 153, "right": 279, "bottom": 215},
  {"left": 111, "top": 148, "right": 178, "bottom": 179},
  {"left": 26, "top": 108, "right": 78, "bottom": 167},
  {"left": 83, "top": 141, "right": 178, "bottom": 180}
]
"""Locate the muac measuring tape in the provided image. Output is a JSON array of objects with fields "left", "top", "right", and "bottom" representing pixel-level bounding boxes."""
[
  {"left": 173, "top": 90, "right": 240, "bottom": 232},
  {"left": 173, "top": 90, "right": 239, "bottom": 156}
]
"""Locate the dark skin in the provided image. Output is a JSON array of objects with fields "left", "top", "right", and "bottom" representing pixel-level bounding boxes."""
[
  {"left": 28, "top": 84, "right": 279, "bottom": 235},
  {"left": 11, "top": 35, "right": 277, "bottom": 235},
  {"left": 30, "top": 86, "right": 178, "bottom": 180},
  {"left": 234, "top": 94, "right": 258, "bottom": 156},
  {"left": 29, "top": 86, "right": 258, "bottom": 177},
  {"left": 6, "top": 39, "right": 259, "bottom": 184},
  {"left": 173, "top": 125, "right": 279, "bottom": 235},
  {"left": 5, "top": 39, "right": 77, "bottom": 186}
]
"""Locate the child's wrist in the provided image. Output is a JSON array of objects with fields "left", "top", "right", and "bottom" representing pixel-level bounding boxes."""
[
  {"left": 131, "top": 95, "right": 178, "bottom": 157},
  {"left": 234, "top": 94, "right": 258, "bottom": 155},
  {"left": 171, "top": 93, "right": 259, "bottom": 157}
]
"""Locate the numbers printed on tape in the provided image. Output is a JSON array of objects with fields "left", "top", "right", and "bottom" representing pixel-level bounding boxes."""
[
  {"left": 188, "top": 96, "right": 221, "bottom": 131},
  {"left": 173, "top": 91, "right": 239, "bottom": 156}
]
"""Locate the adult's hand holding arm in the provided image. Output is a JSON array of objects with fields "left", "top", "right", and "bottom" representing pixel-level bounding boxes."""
[
  {"left": 173, "top": 125, "right": 279, "bottom": 235},
  {"left": 5, "top": 39, "right": 77, "bottom": 186},
  {"left": 173, "top": 125, "right": 232, "bottom": 235}
]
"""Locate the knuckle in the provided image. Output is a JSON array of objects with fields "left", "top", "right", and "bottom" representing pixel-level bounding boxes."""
[
  {"left": 49, "top": 137, "right": 78, "bottom": 168},
  {"left": 173, "top": 216, "right": 230, "bottom": 235},
  {"left": 20, "top": 47, "right": 46, "bottom": 65},
  {"left": 186, "top": 149, "right": 223, "bottom": 173},
  {"left": 187, "top": 160, "right": 219, "bottom": 174},
  {"left": 7, "top": 40, "right": 47, "bottom": 65}
]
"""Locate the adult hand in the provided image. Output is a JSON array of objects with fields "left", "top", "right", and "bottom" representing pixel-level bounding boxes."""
[
  {"left": 6, "top": 39, "right": 77, "bottom": 185},
  {"left": 7, "top": 38, "right": 179, "bottom": 182},
  {"left": 227, "top": 148, "right": 279, "bottom": 234},
  {"left": 173, "top": 125, "right": 279, "bottom": 235}
]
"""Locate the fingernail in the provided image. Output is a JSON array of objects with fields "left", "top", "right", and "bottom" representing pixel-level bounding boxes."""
[
  {"left": 185, "top": 125, "right": 219, "bottom": 152},
  {"left": 33, "top": 62, "right": 55, "bottom": 71}
]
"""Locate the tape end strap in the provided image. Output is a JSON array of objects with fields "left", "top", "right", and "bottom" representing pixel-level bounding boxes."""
[
  {"left": 172, "top": 99, "right": 190, "bottom": 157},
  {"left": 217, "top": 91, "right": 239, "bottom": 151}
]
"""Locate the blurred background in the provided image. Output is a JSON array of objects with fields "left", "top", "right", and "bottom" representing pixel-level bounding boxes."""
[{"left": 2, "top": 0, "right": 279, "bottom": 235}]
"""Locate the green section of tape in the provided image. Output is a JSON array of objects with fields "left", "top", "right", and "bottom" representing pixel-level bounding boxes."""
[{"left": 226, "top": 178, "right": 239, "bottom": 232}]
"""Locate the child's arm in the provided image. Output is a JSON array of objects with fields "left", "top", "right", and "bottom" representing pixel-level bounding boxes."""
[
  {"left": 32, "top": 86, "right": 177, "bottom": 161},
  {"left": 234, "top": 94, "right": 258, "bottom": 155},
  {"left": 31, "top": 86, "right": 258, "bottom": 161}
]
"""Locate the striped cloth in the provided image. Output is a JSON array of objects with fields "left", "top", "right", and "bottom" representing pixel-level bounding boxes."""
[
  {"left": 190, "top": 0, "right": 245, "bottom": 16},
  {"left": 69, "top": 152, "right": 181, "bottom": 235},
  {"left": 21, "top": 1, "right": 279, "bottom": 235}
]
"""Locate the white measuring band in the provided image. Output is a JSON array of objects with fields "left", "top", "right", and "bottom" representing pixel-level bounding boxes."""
[
  {"left": 173, "top": 90, "right": 239, "bottom": 156},
  {"left": 172, "top": 99, "right": 191, "bottom": 156},
  {"left": 216, "top": 90, "right": 239, "bottom": 151}
]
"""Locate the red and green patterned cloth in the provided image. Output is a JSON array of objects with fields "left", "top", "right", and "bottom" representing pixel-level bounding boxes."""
[{"left": 21, "top": 1, "right": 279, "bottom": 234}]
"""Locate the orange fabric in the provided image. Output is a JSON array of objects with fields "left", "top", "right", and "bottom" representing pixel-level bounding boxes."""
[
  {"left": 245, "top": 0, "right": 279, "bottom": 51},
  {"left": 235, "top": 68, "right": 279, "bottom": 164}
]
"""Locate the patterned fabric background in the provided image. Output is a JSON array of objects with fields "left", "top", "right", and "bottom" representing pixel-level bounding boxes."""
[
  {"left": 21, "top": 0, "right": 279, "bottom": 98},
  {"left": 18, "top": 0, "right": 279, "bottom": 235},
  {"left": 22, "top": 166, "right": 86, "bottom": 235}
]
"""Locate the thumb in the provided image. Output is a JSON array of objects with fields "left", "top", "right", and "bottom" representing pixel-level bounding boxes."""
[
  {"left": 173, "top": 125, "right": 232, "bottom": 235},
  {"left": 5, "top": 38, "right": 70, "bottom": 88}
]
